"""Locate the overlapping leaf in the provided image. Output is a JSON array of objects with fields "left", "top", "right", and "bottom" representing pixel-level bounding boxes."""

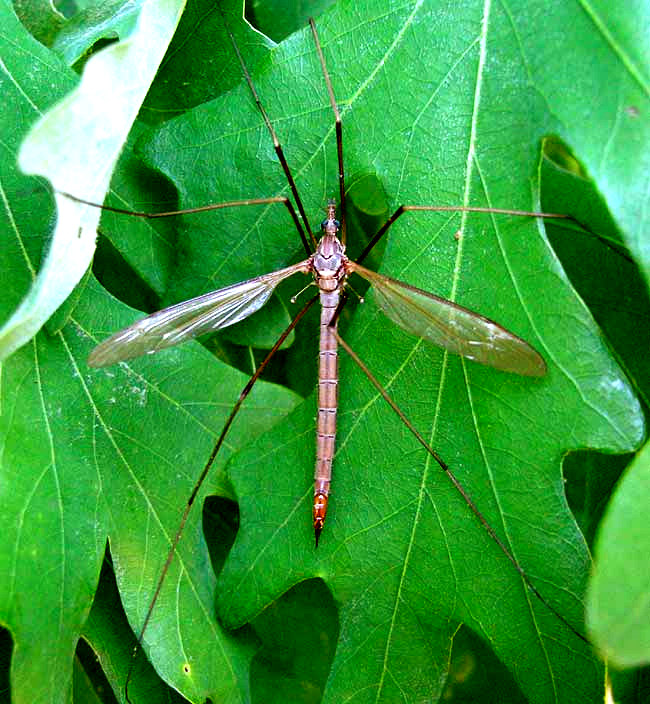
[{"left": 2, "top": 0, "right": 648, "bottom": 703}]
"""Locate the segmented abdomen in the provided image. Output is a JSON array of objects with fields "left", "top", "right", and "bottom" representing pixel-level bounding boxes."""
[{"left": 313, "top": 289, "right": 339, "bottom": 538}]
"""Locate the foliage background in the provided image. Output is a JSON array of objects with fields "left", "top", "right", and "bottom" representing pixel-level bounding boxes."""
[{"left": 1, "top": 0, "right": 649, "bottom": 703}]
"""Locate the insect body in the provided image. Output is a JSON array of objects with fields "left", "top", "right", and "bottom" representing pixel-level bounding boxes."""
[{"left": 311, "top": 201, "right": 347, "bottom": 542}]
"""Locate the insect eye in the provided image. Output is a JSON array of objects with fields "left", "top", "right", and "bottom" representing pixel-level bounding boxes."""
[{"left": 320, "top": 218, "right": 341, "bottom": 229}]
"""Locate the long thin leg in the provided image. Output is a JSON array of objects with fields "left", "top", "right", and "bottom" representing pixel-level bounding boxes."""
[
  {"left": 331, "top": 328, "right": 589, "bottom": 646},
  {"left": 356, "top": 204, "right": 571, "bottom": 265},
  {"left": 218, "top": 10, "right": 317, "bottom": 249},
  {"left": 59, "top": 191, "right": 313, "bottom": 258},
  {"left": 309, "top": 18, "right": 346, "bottom": 245},
  {"left": 124, "top": 294, "right": 318, "bottom": 702}
]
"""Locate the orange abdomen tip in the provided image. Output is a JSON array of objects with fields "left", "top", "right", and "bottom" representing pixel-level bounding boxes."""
[{"left": 313, "top": 492, "right": 329, "bottom": 547}]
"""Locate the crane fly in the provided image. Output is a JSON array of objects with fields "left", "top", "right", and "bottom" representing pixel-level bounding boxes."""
[
  {"left": 72, "top": 5, "right": 588, "bottom": 699},
  {"left": 87, "top": 195, "right": 548, "bottom": 542},
  {"left": 82, "top": 12, "right": 556, "bottom": 541}
]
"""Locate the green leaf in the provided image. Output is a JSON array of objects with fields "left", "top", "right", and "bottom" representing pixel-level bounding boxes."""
[
  {"left": 1, "top": 10, "right": 299, "bottom": 702},
  {"left": 81, "top": 559, "right": 188, "bottom": 703},
  {"left": 140, "top": 0, "right": 275, "bottom": 123},
  {"left": 51, "top": 0, "right": 145, "bottom": 66},
  {"left": 13, "top": 0, "right": 65, "bottom": 48},
  {"left": 2, "top": 0, "right": 648, "bottom": 703},
  {"left": 587, "top": 441, "right": 650, "bottom": 667},
  {"left": 98, "top": 120, "right": 179, "bottom": 298},
  {"left": 246, "top": 0, "right": 337, "bottom": 42},
  {"left": 209, "top": 2, "right": 643, "bottom": 703},
  {"left": 0, "top": 0, "right": 186, "bottom": 362},
  {"left": 0, "top": 272, "right": 300, "bottom": 703}
]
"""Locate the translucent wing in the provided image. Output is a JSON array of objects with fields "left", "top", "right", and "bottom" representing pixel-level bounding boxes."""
[
  {"left": 89, "top": 261, "right": 309, "bottom": 367},
  {"left": 349, "top": 262, "right": 546, "bottom": 376}
]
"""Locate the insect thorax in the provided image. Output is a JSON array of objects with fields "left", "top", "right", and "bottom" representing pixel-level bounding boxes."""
[{"left": 312, "top": 232, "right": 347, "bottom": 293}]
